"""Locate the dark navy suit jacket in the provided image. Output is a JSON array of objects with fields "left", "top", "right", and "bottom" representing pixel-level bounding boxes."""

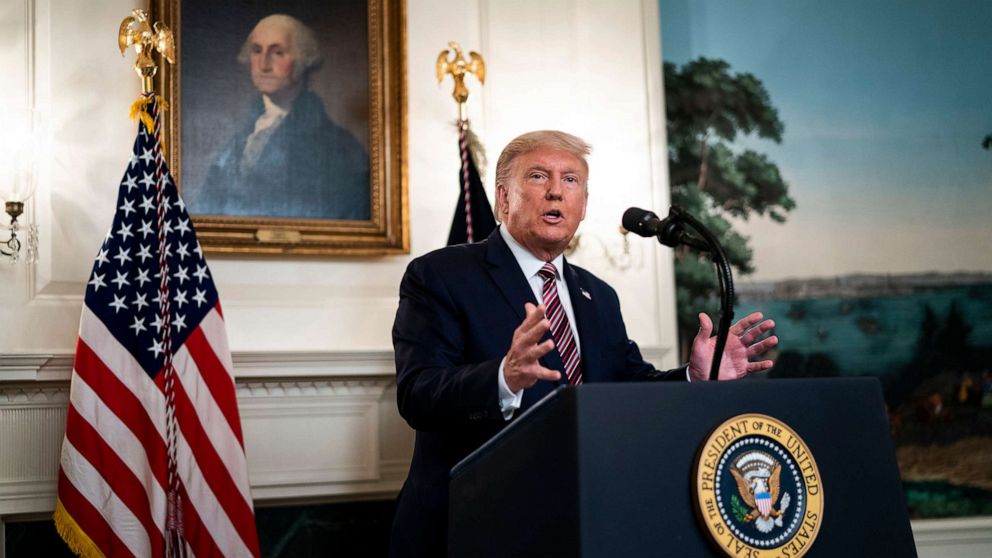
[{"left": 389, "top": 228, "right": 684, "bottom": 557}]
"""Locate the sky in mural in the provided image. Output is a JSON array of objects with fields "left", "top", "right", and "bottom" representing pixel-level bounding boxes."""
[{"left": 660, "top": 0, "right": 992, "bottom": 281}]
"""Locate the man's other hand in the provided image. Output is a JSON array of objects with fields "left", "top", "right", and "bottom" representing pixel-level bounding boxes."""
[{"left": 688, "top": 311, "right": 778, "bottom": 382}]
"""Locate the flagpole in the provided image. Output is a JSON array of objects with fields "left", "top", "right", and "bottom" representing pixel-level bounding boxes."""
[
  {"left": 56, "top": 11, "right": 259, "bottom": 557},
  {"left": 120, "top": 10, "right": 188, "bottom": 557},
  {"left": 436, "top": 41, "right": 485, "bottom": 124},
  {"left": 438, "top": 42, "right": 497, "bottom": 245}
]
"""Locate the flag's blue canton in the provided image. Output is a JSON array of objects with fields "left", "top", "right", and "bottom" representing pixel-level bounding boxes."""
[{"left": 84, "top": 123, "right": 218, "bottom": 378}]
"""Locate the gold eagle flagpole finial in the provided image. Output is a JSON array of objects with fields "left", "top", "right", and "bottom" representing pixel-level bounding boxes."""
[
  {"left": 436, "top": 41, "right": 486, "bottom": 122},
  {"left": 118, "top": 9, "right": 175, "bottom": 94}
]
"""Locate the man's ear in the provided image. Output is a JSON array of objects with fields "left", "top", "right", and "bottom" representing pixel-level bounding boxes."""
[{"left": 496, "top": 184, "right": 508, "bottom": 217}]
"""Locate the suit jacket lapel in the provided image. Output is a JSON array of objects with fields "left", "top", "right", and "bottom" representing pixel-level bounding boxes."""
[
  {"left": 563, "top": 259, "right": 603, "bottom": 382},
  {"left": 484, "top": 229, "right": 565, "bottom": 408},
  {"left": 484, "top": 228, "right": 538, "bottom": 323}
]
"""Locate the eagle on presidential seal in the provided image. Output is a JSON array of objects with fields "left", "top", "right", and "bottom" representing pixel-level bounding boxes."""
[{"left": 730, "top": 450, "right": 792, "bottom": 533}]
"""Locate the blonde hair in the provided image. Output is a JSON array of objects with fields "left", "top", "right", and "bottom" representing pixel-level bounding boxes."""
[{"left": 494, "top": 130, "right": 592, "bottom": 187}]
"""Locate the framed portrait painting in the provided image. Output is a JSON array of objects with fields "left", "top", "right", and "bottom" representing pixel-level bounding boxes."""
[{"left": 153, "top": 0, "right": 407, "bottom": 255}]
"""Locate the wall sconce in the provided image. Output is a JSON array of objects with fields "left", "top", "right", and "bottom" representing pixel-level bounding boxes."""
[
  {"left": 0, "top": 109, "right": 43, "bottom": 264},
  {"left": 566, "top": 225, "right": 640, "bottom": 271}
]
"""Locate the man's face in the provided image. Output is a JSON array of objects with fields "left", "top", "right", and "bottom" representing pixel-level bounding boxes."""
[
  {"left": 497, "top": 147, "right": 588, "bottom": 261},
  {"left": 248, "top": 23, "right": 298, "bottom": 97}
]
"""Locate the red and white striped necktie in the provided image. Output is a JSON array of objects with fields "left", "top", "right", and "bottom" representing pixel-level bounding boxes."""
[{"left": 538, "top": 262, "right": 583, "bottom": 385}]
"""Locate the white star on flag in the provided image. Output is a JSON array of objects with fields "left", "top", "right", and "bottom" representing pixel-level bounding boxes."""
[
  {"left": 122, "top": 174, "right": 138, "bottom": 192},
  {"left": 132, "top": 292, "right": 149, "bottom": 311},
  {"left": 111, "top": 270, "right": 130, "bottom": 290},
  {"left": 137, "top": 243, "right": 153, "bottom": 262},
  {"left": 116, "top": 222, "right": 134, "bottom": 242},
  {"left": 120, "top": 198, "right": 136, "bottom": 217},
  {"left": 148, "top": 338, "right": 164, "bottom": 357},
  {"left": 95, "top": 249, "right": 110, "bottom": 267},
  {"left": 173, "top": 289, "right": 188, "bottom": 309},
  {"left": 177, "top": 242, "right": 190, "bottom": 261},
  {"left": 150, "top": 313, "right": 165, "bottom": 333},
  {"left": 113, "top": 247, "right": 131, "bottom": 266},
  {"left": 109, "top": 294, "right": 127, "bottom": 314},
  {"left": 88, "top": 272, "right": 106, "bottom": 292},
  {"left": 176, "top": 218, "right": 191, "bottom": 236},
  {"left": 174, "top": 265, "right": 189, "bottom": 285}
]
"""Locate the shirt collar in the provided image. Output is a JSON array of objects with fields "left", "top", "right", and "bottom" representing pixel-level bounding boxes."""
[
  {"left": 261, "top": 94, "right": 290, "bottom": 119},
  {"left": 499, "top": 225, "right": 565, "bottom": 280}
]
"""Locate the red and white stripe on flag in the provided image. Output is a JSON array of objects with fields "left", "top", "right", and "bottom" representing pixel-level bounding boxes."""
[{"left": 54, "top": 94, "right": 259, "bottom": 557}]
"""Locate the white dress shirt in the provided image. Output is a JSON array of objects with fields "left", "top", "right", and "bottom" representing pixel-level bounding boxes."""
[
  {"left": 497, "top": 225, "right": 581, "bottom": 419},
  {"left": 241, "top": 94, "right": 289, "bottom": 173},
  {"left": 494, "top": 226, "right": 690, "bottom": 419}
]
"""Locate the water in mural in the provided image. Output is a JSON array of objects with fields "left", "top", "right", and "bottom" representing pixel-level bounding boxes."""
[{"left": 738, "top": 275, "right": 992, "bottom": 517}]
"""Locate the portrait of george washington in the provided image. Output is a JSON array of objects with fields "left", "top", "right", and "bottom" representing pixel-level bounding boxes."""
[{"left": 179, "top": 1, "right": 370, "bottom": 221}]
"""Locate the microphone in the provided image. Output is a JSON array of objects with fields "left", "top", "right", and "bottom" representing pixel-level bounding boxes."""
[
  {"left": 622, "top": 207, "right": 665, "bottom": 237},
  {"left": 621, "top": 207, "right": 709, "bottom": 251}
]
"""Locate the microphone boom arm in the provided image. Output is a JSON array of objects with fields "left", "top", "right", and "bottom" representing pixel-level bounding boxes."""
[{"left": 667, "top": 206, "right": 735, "bottom": 382}]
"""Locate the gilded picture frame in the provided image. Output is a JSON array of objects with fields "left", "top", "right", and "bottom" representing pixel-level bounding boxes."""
[{"left": 153, "top": 0, "right": 408, "bottom": 256}]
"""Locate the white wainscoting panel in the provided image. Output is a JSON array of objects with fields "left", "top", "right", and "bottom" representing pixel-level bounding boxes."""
[
  {"left": 0, "top": 384, "right": 67, "bottom": 515},
  {"left": 0, "top": 351, "right": 415, "bottom": 517},
  {"left": 240, "top": 379, "right": 386, "bottom": 500},
  {"left": 913, "top": 517, "right": 992, "bottom": 558}
]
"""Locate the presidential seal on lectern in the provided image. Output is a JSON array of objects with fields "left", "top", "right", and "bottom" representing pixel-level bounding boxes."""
[{"left": 694, "top": 414, "right": 824, "bottom": 558}]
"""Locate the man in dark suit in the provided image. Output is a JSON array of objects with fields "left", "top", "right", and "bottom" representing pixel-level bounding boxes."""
[{"left": 389, "top": 130, "right": 778, "bottom": 556}]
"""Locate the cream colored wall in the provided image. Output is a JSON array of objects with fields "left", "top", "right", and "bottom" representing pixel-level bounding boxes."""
[{"left": 0, "top": 0, "right": 678, "bottom": 362}]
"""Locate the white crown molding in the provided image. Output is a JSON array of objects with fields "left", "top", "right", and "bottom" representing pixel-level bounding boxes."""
[
  {"left": 0, "top": 350, "right": 398, "bottom": 383},
  {"left": 0, "top": 354, "right": 72, "bottom": 382},
  {"left": 0, "top": 347, "right": 673, "bottom": 383},
  {"left": 0, "top": 383, "right": 68, "bottom": 405},
  {"left": 237, "top": 378, "right": 390, "bottom": 399},
  {"left": 231, "top": 350, "right": 396, "bottom": 378}
]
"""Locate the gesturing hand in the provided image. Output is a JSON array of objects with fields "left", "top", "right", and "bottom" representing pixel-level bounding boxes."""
[
  {"left": 688, "top": 311, "right": 778, "bottom": 382},
  {"left": 503, "top": 303, "right": 561, "bottom": 393}
]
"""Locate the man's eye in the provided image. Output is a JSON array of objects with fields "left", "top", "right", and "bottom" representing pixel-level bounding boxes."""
[{"left": 251, "top": 45, "right": 262, "bottom": 53}]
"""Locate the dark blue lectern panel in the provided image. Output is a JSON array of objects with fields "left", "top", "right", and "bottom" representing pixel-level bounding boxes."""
[{"left": 449, "top": 378, "right": 916, "bottom": 558}]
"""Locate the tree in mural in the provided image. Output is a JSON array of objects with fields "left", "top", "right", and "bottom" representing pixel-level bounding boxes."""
[{"left": 664, "top": 57, "right": 796, "bottom": 351}]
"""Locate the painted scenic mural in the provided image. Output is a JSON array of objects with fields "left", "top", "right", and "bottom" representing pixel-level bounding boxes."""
[{"left": 659, "top": 0, "right": 992, "bottom": 518}]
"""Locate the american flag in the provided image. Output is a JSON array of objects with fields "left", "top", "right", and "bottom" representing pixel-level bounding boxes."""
[{"left": 54, "top": 94, "right": 260, "bottom": 557}]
